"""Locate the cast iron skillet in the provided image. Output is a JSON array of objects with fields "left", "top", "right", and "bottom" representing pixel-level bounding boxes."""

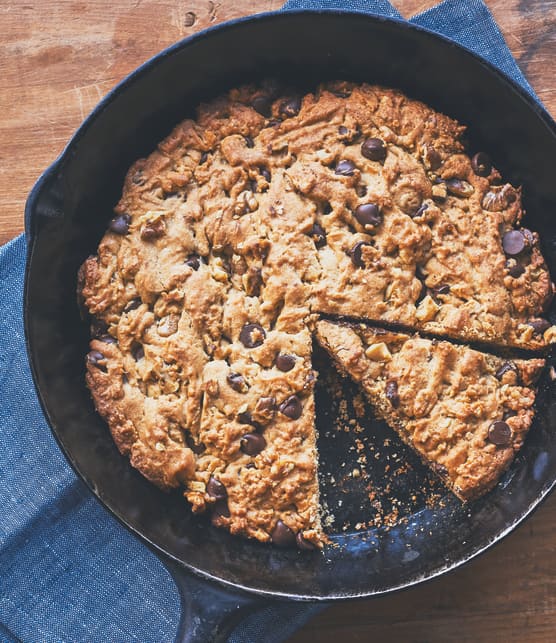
[{"left": 24, "top": 9, "right": 556, "bottom": 642}]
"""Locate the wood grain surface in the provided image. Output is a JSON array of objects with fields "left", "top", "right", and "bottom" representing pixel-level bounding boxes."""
[{"left": 2, "top": 1, "right": 555, "bottom": 641}]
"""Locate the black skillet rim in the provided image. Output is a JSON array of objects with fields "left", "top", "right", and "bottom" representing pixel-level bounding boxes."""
[{"left": 24, "top": 9, "right": 556, "bottom": 601}]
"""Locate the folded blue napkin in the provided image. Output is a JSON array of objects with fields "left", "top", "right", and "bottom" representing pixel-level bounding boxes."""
[{"left": 0, "top": 1, "right": 541, "bottom": 641}]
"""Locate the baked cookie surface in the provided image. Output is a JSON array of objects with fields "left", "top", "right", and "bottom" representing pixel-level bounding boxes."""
[
  {"left": 79, "top": 81, "right": 552, "bottom": 546},
  {"left": 315, "top": 320, "right": 545, "bottom": 501}
]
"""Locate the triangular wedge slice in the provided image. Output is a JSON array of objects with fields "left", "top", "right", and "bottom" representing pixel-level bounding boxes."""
[{"left": 315, "top": 320, "right": 545, "bottom": 500}]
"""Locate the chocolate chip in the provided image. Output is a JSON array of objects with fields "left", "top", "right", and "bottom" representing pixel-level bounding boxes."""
[
  {"left": 385, "top": 380, "right": 400, "bottom": 408},
  {"left": 279, "top": 395, "right": 302, "bottom": 420},
  {"left": 275, "top": 353, "right": 296, "bottom": 372},
  {"left": 322, "top": 202, "right": 333, "bottom": 215},
  {"left": 271, "top": 520, "right": 296, "bottom": 547},
  {"left": 238, "top": 410, "right": 254, "bottom": 426},
  {"left": 141, "top": 219, "right": 165, "bottom": 241},
  {"left": 207, "top": 476, "right": 227, "bottom": 500},
  {"left": 495, "top": 362, "right": 519, "bottom": 382},
  {"left": 212, "top": 499, "right": 230, "bottom": 519},
  {"left": 260, "top": 167, "right": 271, "bottom": 182},
  {"left": 131, "top": 343, "right": 144, "bottom": 361},
  {"left": 488, "top": 421, "right": 512, "bottom": 446},
  {"left": 124, "top": 298, "right": 141, "bottom": 312},
  {"left": 251, "top": 95, "right": 272, "bottom": 117},
  {"left": 354, "top": 203, "right": 382, "bottom": 228},
  {"left": 335, "top": 159, "right": 356, "bottom": 176},
  {"left": 528, "top": 318, "right": 551, "bottom": 335},
  {"left": 90, "top": 318, "right": 108, "bottom": 337},
  {"left": 227, "top": 372, "right": 247, "bottom": 392},
  {"left": 502, "top": 230, "right": 527, "bottom": 256},
  {"left": 239, "top": 323, "right": 266, "bottom": 348},
  {"left": 240, "top": 433, "right": 267, "bottom": 456},
  {"left": 446, "top": 178, "right": 474, "bottom": 198},
  {"left": 310, "top": 223, "right": 327, "bottom": 248},
  {"left": 412, "top": 203, "right": 428, "bottom": 218},
  {"left": 99, "top": 334, "right": 117, "bottom": 344},
  {"left": 350, "top": 241, "right": 371, "bottom": 268},
  {"left": 87, "top": 350, "right": 105, "bottom": 366},
  {"left": 471, "top": 152, "right": 492, "bottom": 177},
  {"left": 279, "top": 96, "right": 301, "bottom": 118},
  {"left": 185, "top": 254, "right": 201, "bottom": 270},
  {"left": 199, "top": 151, "right": 208, "bottom": 164},
  {"left": 338, "top": 125, "right": 348, "bottom": 135},
  {"left": 185, "top": 433, "right": 206, "bottom": 455},
  {"left": 244, "top": 135, "right": 254, "bottom": 148},
  {"left": 361, "top": 138, "right": 387, "bottom": 162},
  {"left": 109, "top": 214, "right": 131, "bottom": 235},
  {"left": 296, "top": 532, "right": 317, "bottom": 550},
  {"left": 507, "top": 261, "right": 525, "bottom": 278},
  {"left": 356, "top": 185, "right": 368, "bottom": 198}
]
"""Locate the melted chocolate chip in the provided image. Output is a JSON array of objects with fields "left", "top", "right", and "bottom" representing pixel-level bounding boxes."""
[
  {"left": 502, "top": 230, "right": 527, "bottom": 256},
  {"left": 296, "top": 532, "right": 317, "bottom": 550},
  {"left": 356, "top": 184, "right": 368, "bottom": 198},
  {"left": 354, "top": 203, "right": 382, "bottom": 228},
  {"left": 131, "top": 343, "right": 144, "bottom": 361},
  {"left": 275, "top": 353, "right": 296, "bottom": 372},
  {"left": 350, "top": 241, "right": 371, "bottom": 268},
  {"left": 227, "top": 372, "right": 246, "bottom": 392},
  {"left": 199, "top": 151, "right": 208, "bottom": 164},
  {"left": 528, "top": 318, "right": 551, "bottom": 335},
  {"left": 279, "top": 96, "right": 301, "bottom": 118},
  {"left": 244, "top": 135, "right": 254, "bottom": 148},
  {"left": 322, "top": 202, "right": 333, "bottom": 215},
  {"left": 310, "top": 223, "right": 327, "bottom": 248},
  {"left": 185, "top": 433, "right": 206, "bottom": 455},
  {"left": 361, "top": 138, "right": 387, "bottom": 162},
  {"left": 207, "top": 476, "right": 227, "bottom": 500},
  {"left": 488, "top": 421, "right": 512, "bottom": 446},
  {"left": 239, "top": 323, "right": 266, "bottom": 348},
  {"left": 385, "top": 380, "right": 400, "bottom": 408},
  {"left": 338, "top": 125, "right": 349, "bottom": 135},
  {"left": 271, "top": 520, "right": 296, "bottom": 547},
  {"left": 471, "top": 152, "right": 492, "bottom": 177},
  {"left": 335, "top": 159, "right": 356, "bottom": 176},
  {"left": 507, "top": 262, "right": 525, "bottom": 278},
  {"left": 141, "top": 220, "right": 165, "bottom": 241},
  {"left": 185, "top": 254, "right": 201, "bottom": 270},
  {"left": 212, "top": 499, "right": 230, "bottom": 519},
  {"left": 279, "top": 395, "right": 302, "bottom": 420},
  {"left": 109, "top": 214, "right": 131, "bottom": 235},
  {"left": 240, "top": 433, "right": 267, "bottom": 456},
  {"left": 251, "top": 95, "right": 272, "bottom": 117},
  {"left": 260, "top": 167, "right": 271, "bottom": 182},
  {"left": 237, "top": 410, "right": 254, "bottom": 425}
]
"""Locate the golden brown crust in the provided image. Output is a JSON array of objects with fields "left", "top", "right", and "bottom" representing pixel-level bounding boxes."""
[
  {"left": 315, "top": 320, "right": 544, "bottom": 501},
  {"left": 80, "top": 80, "right": 552, "bottom": 545}
]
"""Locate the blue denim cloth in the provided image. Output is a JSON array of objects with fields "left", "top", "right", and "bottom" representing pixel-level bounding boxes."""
[{"left": 0, "top": 2, "right": 539, "bottom": 641}]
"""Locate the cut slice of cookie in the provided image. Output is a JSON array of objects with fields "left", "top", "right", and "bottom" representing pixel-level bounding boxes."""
[{"left": 315, "top": 320, "right": 545, "bottom": 500}]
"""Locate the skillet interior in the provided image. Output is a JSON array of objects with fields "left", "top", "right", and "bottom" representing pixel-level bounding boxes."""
[{"left": 24, "top": 10, "right": 556, "bottom": 599}]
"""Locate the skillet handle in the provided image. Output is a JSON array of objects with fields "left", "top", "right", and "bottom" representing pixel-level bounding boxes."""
[
  {"left": 24, "top": 161, "right": 64, "bottom": 246},
  {"left": 162, "top": 556, "right": 270, "bottom": 643}
]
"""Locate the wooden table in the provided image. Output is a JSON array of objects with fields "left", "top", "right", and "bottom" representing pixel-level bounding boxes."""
[{"left": 2, "top": 1, "right": 555, "bottom": 640}]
